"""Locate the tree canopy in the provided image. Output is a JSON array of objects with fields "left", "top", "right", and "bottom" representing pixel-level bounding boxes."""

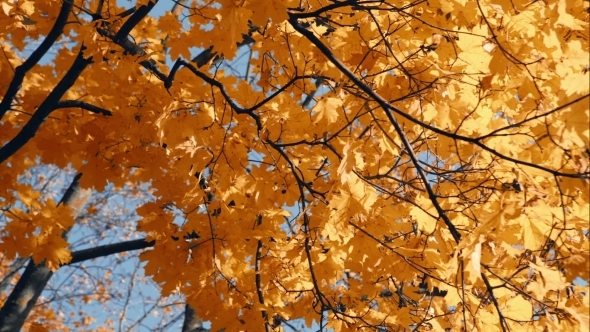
[{"left": 0, "top": 0, "right": 589, "bottom": 331}]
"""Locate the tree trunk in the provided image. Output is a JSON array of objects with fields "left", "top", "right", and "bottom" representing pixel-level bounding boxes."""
[
  {"left": 182, "top": 304, "right": 209, "bottom": 332},
  {"left": 0, "top": 174, "right": 91, "bottom": 332}
]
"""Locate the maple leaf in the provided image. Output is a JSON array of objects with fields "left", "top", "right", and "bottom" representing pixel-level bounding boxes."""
[
  {"left": 212, "top": 1, "right": 253, "bottom": 56},
  {"left": 529, "top": 260, "right": 566, "bottom": 295},
  {"left": 0, "top": 0, "right": 589, "bottom": 330},
  {"left": 245, "top": 0, "right": 296, "bottom": 26},
  {"left": 337, "top": 140, "right": 365, "bottom": 183},
  {"left": 32, "top": 236, "right": 72, "bottom": 272},
  {"left": 554, "top": 0, "right": 587, "bottom": 30},
  {"left": 313, "top": 96, "right": 342, "bottom": 125}
]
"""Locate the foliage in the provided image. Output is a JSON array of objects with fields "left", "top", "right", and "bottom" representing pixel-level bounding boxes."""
[
  {"left": 0, "top": 0, "right": 589, "bottom": 331},
  {"left": 0, "top": 165, "right": 182, "bottom": 330}
]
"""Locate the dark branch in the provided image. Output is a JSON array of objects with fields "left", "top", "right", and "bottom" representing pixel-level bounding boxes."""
[
  {"left": 54, "top": 100, "right": 113, "bottom": 116},
  {"left": 255, "top": 240, "right": 271, "bottom": 331},
  {"left": 96, "top": 26, "right": 167, "bottom": 81},
  {"left": 287, "top": 14, "right": 590, "bottom": 180},
  {"left": 114, "top": 1, "right": 157, "bottom": 42},
  {"left": 0, "top": 0, "right": 74, "bottom": 120},
  {"left": 481, "top": 272, "right": 509, "bottom": 332},
  {"left": 182, "top": 304, "right": 209, "bottom": 332},
  {"left": 288, "top": 14, "right": 463, "bottom": 243},
  {"left": 169, "top": 59, "right": 263, "bottom": 131},
  {"left": 0, "top": 174, "right": 89, "bottom": 332},
  {"left": 69, "top": 238, "right": 155, "bottom": 265},
  {"left": 0, "top": 49, "right": 92, "bottom": 165}
]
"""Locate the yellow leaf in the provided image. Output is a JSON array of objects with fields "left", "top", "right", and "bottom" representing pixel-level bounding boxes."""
[
  {"left": 245, "top": 0, "right": 295, "bottom": 26},
  {"left": 456, "top": 25, "right": 492, "bottom": 72},
  {"left": 555, "top": 0, "right": 587, "bottom": 30},
  {"left": 522, "top": 208, "right": 555, "bottom": 250},
  {"left": 470, "top": 242, "right": 482, "bottom": 281},
  {"left": 326, "top": 191, "right": 350, "bottom": 236},
  {"left": 347, "top": 175, "right": 378, "bottom": 213},
  {"left": 529, "top": 260, "right": 565, "bottom": 293},
  {"left": 503, "top": 295, "right": 533, "bottom": 321},
  {"left": 32, "top": 236, "right": 72, "bottom": 271},
  {"left": 409, "top": 195, "right": 437, "bottom": 234},
  {"left": 1, "top": 2, "right": 12, "bottom": 15},
  {"left": 337, "top": 140, "right": 364, "bottom": 184},
  {"left": 313, "top": 97, "right": 342, "bottom": 125},
  {"left": 564, "top": 296, "right": 590, "bottom": 331},
  {"left": 16, "top": 0, "right": 35, "bottom": 15}
]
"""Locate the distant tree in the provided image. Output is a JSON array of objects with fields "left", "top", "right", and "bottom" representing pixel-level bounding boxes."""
[
  {"left": 0, "top": 166, "right": 185, "bottom": 331},
  {"left": 0, "top": 0, "right": 588, "bottom": 331}
]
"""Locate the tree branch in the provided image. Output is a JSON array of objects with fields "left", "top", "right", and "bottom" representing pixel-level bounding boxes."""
[
  {"left": 182, "top": 304, "right": 209, "bottom": 332},
  {"left": 68, "top": 238, "right": 154, "bottom": 265},
  {"left": 287, "top": 13, "right": 590, "bottom": 180},
  {"left": 481, "top": 272, "right": 509, "bottom": 332},
  {"left": 0, "top": 258, "right": 28, "bottom": 295},
  {"left": 96, "top": 25, "right": 168, "bottom": 81},
  {"left": 54, "top": 100, "right": 113, "bottom": 116},
  {"left": 288, "top": 14, "right": 463, "bottom": 243},
  {"left": 0, "top": 174, "right": 91, "bottom": 332},
  {"left": 0, "top": 49, "right": 93, "bottom": 165},
  {"left": 255, "top": 240, "right": 271, "bottom": 332},
  {"left": 168, "top": 59, "right": 323, "bottom": 132},
  {"left": 114, "top": 1, "right": 157, "bottom": 42},
  {"left": 0, "top": 0, "right": 74, "bottom": 120}
]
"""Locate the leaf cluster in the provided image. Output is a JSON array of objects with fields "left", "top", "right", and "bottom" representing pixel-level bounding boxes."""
[{"left": 0, "top": 0, "right": 588, "bottom": 330}]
